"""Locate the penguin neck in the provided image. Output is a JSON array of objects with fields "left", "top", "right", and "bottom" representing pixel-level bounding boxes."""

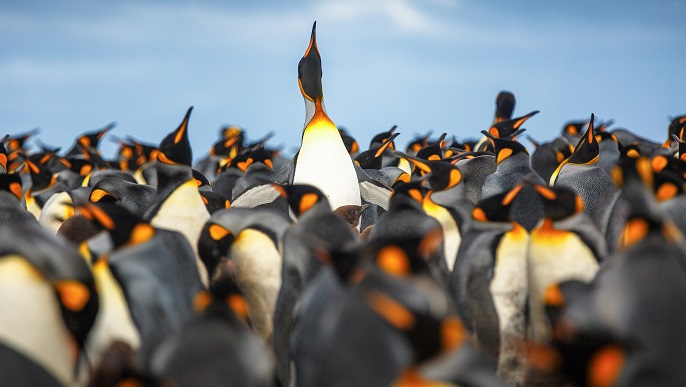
[
  {"left": 154, "top": 162, "right": 194, "bottom": 205},
  {"left": 302, "top": 99, "right": 335, "bottom": 135}
]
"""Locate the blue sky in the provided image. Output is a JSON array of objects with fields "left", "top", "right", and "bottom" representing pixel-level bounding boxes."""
[{"left": 1, "top": 0, "right": 684, "bottom": 161}]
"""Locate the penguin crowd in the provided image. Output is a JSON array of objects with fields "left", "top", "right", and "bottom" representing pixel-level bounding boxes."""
[{"left": 2, "top": 21, "right": 686, "bottom": 387}]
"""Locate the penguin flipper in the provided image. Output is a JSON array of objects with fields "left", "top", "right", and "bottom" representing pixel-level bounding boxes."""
[
  {"left": 355, "top": 165, "right": 392, "bottom": 211},
  {"left": 231, "top": 183, "right": 281, "bottom": 209},
  {"left": 275, "top": 152, "right": 296, "bottom": 185}
]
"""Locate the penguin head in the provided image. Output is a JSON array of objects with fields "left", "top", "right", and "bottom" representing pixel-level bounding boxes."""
[
  {"left": 229, "top": 146, "right": 273, "bottom": 172},
  {"left": 667, "top": 114, "right": 686, "bottom": 145},
  {"left": 494, "top": 90, "right": 516, "bottom": 123},
  {"left": 405, "top": 131, "right": 432, "bottom": 155},
  {"left": 76, "top": 122, "right": 114, "bottom": 152},
  {"left": 485, "top": 110, "right": 539, "bottom": 141},
  {"left": 415, "top": 133, "right": 447, "bottom": 161},
  {"left": 472, "top": 183, "right": 524, "bottom": 223},
  {"left": 671, "top": 134, "right": 686, "bottom": 162},
  {"left": 367, "top": 229, "right": 444, "bottom": 280},
  {"left": 298, "top": 22, "right": 323, "bottom": 103},
  {"left": 561, "top": 119, "right": 588, "bottom": 139},
  {"left": 650, "top": 154, "right": 686, "bottom": 202},
  {"left": 128, "top": 137, "right": 159, "bottom": 168},
  {"left": 355, "top": 132, "right": 400, "bottom": 170},
  {"left": 194, "top": 260, "right": 251, "bottom": 325},
  {"left": 567, "top": 113, "right": 600, "bottom": 165},
  {"left": 390, "top": 181, "right": 427, "bottom": 205},
  {"left": 75, "top": 202, "right": 156, "bottom": 249},
  {"left": 298, "top": 22, "right": 328, "bottom": 129},
  {"left": 481, "top": 128, "right": 528, "bottom": 165},
  {"left": 198, "top": 221, "right": 236, "bottom": 279},
  {"left": 531, "top": 183, "right": 584, "bottom": 221},
  {"left": 157, "top": 107, "right": 193, "bottom": 166},
  {"left": 110, "top": 136, "right": 136, "bottom": 172},
  {"left": 19, "top": 153, "right": 56, "bottom": 192},
  {"left": 408, "top": 158, "right": 462, "bottom": 192},
  {"left": 199, "top": 191, "right": 230, "bottom": 215},
  {"left": 0, "top": 172, "right": 24, "bottom": 203},
  {"left": 369, "top": 125, "right": 398, "bottom": 149},
  {"left": 6, "top": 128, "right": 39, "bottom": 153},
  {"left": 272, "top": 183, "right": 330, "bottom": 218}
]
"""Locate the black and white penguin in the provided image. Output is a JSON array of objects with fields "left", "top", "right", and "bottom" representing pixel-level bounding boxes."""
[
  {"left": 146, "top": 106, "right": 211, "bottom": 286},
  {"left": 450, "top": 184, "right": 529, "bottom": 384},
  {"left": 0, "top": 172, "right": 98, "bottom": 385},
  {"left": 527, "top": 182, "right": 606, "bottom": 344},
  {"left": 290, "top": 22, "right": 361, "bottom": 214}
]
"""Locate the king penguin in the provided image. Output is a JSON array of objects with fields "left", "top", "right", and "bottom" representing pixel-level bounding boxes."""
[
  {"left": 271, "top": 183, "right": 359, "bottom": 386},
  {"left": 527, "top": 182, "right": 606, "bottom": 344},
  {"left": 450, "top": 184, "right": 529, "bottom": 385},
  {"left": 146, "top": 106, "right": 211, "bottom": 286},
  {"left": 0, "top": 172, "right": 99, "bottom": 386},
  {"left": 198, "top": 206, "right": 291, "bottom": 347},
  {"left": 291, "top": 22, "right": 362, "bottom": 215}
]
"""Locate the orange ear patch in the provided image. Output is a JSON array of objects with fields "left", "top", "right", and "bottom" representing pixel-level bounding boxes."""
[
  {"left": 90, "top": 188, "right": 111, "bottom": 202},
  {"left": 472, "top": 207, "right": 487, "bottom": 222},
  {"left": 534, "top": 185, "right": 557, "bottom": 200},
  {"left": 587, "top": 346, "right": 624, "bottom": 387},
  {"left": 367, "top": 291, "right": 416, "bottom": 330},
  {"left": 129, "top": 223, "right": 155, "bottom": 245},
  {"left": 9, "top": 182, "right": 22, "bottom": 200},
  {"left": 299, "top": 192, "right": 320, "bottom": 214},
  {"left": 193, "top": 291, "right": 212, "bottom": 312},
  {"left": 55, "top": 281, "right": 90, "bottom": 311},
  {"left": 376, "top": 246, "right": 410, "bottom": 277},
  {"left": 622, "top": 218, "right": 649, "bottom": 247},
  {"left": 209, "top": 224, "right": 231, "bottom": 241},
  {"left": 441, "top": 316, "right": 465, "bottom": 351},
  {"left": 228, "top": 294, "right": 250, "bottom": 321},
  {"left": 543, "top": 284, "right": 565, "bottom": 307}
]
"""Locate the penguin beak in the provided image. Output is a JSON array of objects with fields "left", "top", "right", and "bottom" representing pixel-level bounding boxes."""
[
  {"left": 174, "top": 107, "right": 193, "bottom": 145},
  {"left": 97, "top": 122, "right": 116, "bottom": 139},
  {"left": 298, "top": 22, "right": 324, "bottom": 102}
]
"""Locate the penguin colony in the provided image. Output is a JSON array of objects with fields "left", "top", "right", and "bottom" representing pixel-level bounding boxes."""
[{"left": 1, "top": 21, "right": 686, "bottom": 387}]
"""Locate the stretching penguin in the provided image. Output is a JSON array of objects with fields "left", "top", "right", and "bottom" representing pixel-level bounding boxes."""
[
  {"left": 290, "top": 22, "right": 361, "bottom": 214},
  {"left": 450, "top": 184, "right": 529, "bottom": 385},
  {"left": 146, "top": 107, "right": 211, "bottom": 286}
]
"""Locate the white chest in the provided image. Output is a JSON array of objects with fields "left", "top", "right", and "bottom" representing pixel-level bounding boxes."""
[{"left": 293, "top": 129, "right": 360, "bottom": 211}]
